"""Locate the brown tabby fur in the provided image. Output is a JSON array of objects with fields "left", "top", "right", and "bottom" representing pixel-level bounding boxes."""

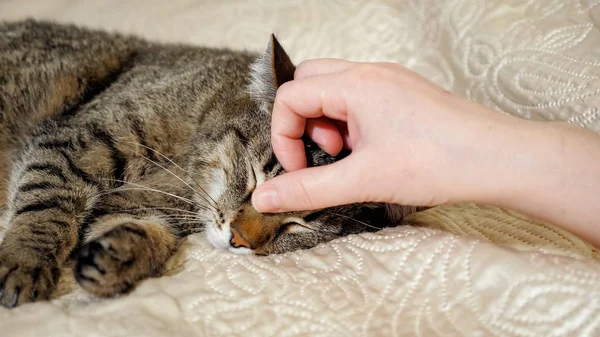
[{"left": 0, "top": 20, "right": 416, "bottom": 308}]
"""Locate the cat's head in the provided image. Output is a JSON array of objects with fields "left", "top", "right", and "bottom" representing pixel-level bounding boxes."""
[{"left": 187, "top": 36, "right": 399, "bottom": 255}]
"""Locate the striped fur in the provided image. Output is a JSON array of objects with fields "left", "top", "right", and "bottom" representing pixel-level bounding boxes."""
[{"left": 0, "top": 20, "right": 414, "bottom": 308}]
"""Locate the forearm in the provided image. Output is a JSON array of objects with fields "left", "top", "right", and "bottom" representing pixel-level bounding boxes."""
[{"left": 474, "top": 118, "right": 600, "bottom": 247}]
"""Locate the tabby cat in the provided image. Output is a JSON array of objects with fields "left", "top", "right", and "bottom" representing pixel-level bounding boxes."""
[{"left": 0, "top": 20, "right": 415, "bottom": 309}]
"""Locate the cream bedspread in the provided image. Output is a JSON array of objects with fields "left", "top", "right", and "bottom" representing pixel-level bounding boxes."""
[{"left": 1, "top": 1, "right": 600, "bottom": 336}]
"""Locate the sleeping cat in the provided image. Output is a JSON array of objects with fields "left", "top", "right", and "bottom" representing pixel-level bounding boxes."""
[{"left": 0, "top": 20, "right": 416, "bottom": 308}]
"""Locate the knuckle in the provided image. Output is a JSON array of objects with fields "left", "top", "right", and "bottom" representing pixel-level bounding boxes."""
[
  {"left": 270, "top": 133, "right": 286, "bottom": 150},
  {"left": 350, "top": 63, "right": 387, "bottom": 82},
  {"left": 273, "top": 83, "right": 294, "bottom": 110},
  {"left": 294, "top": 180, "right": 315, "bottom": 210},
  {"left": 276, "top": 80, "right": 292, "bottom": 94},
  {"left": 294, "top": 60, "right": 312, "bottom": 78}
]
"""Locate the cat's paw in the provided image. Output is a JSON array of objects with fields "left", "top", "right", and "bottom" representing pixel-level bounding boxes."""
[
  {"left": 0, "top": 250, "right": 60, "bottom": 308},
  {"left": 74, "top": 223, "right": 153, "bottom": 297}
]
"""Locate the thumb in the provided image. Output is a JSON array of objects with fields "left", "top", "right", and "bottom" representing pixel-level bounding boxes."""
[{"left": 251, "top": 156, "right": 364, "bottom": 213}]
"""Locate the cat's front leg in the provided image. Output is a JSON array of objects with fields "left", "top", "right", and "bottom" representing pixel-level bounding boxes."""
[
  {"left": 0, "top": 236, "right": 62, "bottom": 308},
  {"left": 0, "top": 148, "right": 100, "bottom": 308},
  {"left": 74, "top": 216, "right": 181, "bottom": 297},
  {"left": 0, "top": 207, "right": 89, "bottom": 308}
]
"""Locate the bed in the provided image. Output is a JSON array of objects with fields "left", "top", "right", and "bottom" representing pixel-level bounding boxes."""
[{"left": 1, "top": 0, "right": 599, "bottom": 336}]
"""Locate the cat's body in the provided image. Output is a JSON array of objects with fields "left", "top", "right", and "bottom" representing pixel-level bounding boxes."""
[{"left": 0, "top": 20, "right": 414, "bottom": 308}]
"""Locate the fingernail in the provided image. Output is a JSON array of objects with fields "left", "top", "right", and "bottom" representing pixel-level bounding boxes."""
[{"left": 252, "top": 185, "right": 281, "bottom": 212}]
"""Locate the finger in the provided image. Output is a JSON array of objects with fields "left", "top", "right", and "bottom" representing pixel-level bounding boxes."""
[
  {"left": 332, "top": 120, "right": 352, "bottom": 149},
  {"left": 252, "top": 156, "right": 364, "bottom": 213},
  {"left": 270, "top": 100, "right": 307, "bottom": 172},
  {"left": 294, "top": 58, "right": 355, "bottom": 79},
  {"left": 271, "top": 73, "right": 349, "bottom": 171},
  {"left": 305, "top": 117, "right": 344, "bottom": 156}
]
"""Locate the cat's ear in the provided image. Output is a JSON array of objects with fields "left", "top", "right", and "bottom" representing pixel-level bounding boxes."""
[{"left": 248, "top": 34, "right": 296, "bottom": 112}]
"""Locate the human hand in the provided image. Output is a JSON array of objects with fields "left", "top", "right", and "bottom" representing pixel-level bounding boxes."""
[{"left": 251, "top": 59, "right": 533, "bottom": 213}]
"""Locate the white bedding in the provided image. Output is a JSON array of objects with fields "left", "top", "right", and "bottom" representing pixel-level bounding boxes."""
[{"left": 1, "top": 1, "right": 600, "bottom": 336}]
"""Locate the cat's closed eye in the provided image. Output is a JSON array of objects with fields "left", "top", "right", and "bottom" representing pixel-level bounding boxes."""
[{"left": 276, "top": 220, "right": 314, "bottom": 237}]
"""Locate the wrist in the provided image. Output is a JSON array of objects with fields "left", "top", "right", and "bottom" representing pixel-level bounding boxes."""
[
  {"left": 479, "top": 119, "right": 600, "bottom": 246},
  {"left": 463, "top": 115, "right": 598, "bottom": 229},
  {"left": 447, "top": 107, "right": 555, "bottom": 207},
  {"left": 481, "top": 119, "right": 564, "bottom": 207}
]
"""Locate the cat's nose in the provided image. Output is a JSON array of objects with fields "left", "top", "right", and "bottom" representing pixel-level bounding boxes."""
[{"left": 230, "top": 224, "right": 252, "bottom": 249}]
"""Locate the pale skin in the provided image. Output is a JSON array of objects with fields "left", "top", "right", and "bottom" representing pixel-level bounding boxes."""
[{"left": 251, "top": 59, "right": 600, "bottom": 248}]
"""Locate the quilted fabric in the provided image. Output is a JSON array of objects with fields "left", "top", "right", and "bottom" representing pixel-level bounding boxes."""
[{"left": 1, "top": 0, "right": 600, "bottom": 336}]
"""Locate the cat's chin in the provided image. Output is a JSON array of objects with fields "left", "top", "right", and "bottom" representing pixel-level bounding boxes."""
[{"left": 205, "top": 223, "right": 253, "bottom": 255}]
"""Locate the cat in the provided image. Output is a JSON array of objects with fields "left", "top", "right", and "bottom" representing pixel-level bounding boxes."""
[{"left": 0, "top": 20, "right": 417, "bottom": 309}]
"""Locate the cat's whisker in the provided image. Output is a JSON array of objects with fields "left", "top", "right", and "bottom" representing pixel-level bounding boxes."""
[
  {"left": 172, "top": 221, "right": 203, "bottom": 228},
  {"left": 154, "top": 212, "right": 203, "bottom": 218},
  {"left": 175, "top": 221, "right": 218, "bottom": 228},
  {"left": 147, "top": 181, "right": 213, "bottom": 211},
  {"left": 123, "top": 207, "right": 199, "bottom": 215},
  {"left": 156, "top": 215, "right": 206, "bottom": 221},
  {"left": 119, "top": 142, "right": 210, "bottom": 205},
  {"left": 100, "top": 179, "right": 213, "bottom": 212},
  {"left": 172, "top": 227, "right": 205, "bottom": 236},
  {"left": 122, "top": 146, "right": 218, "bottom": 210},
  {"left": 99, "top": 188, "right": 196, "bottom": 207},
  {"left": 326, "top": 211, "right": 382, "bottom": 231},
  {"left": 122, "top": 140, "right": 219, "bottom": 208},
  {"left": 162, "top": 219, "right": 205, "bottom": 223},
  {"left": 99, "top": 182, "right": 198, "bottom": 207}
]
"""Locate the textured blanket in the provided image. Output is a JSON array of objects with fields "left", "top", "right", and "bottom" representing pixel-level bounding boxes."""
[{"left": 1, "top": 0, "right": 600, "bottom": 336}]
